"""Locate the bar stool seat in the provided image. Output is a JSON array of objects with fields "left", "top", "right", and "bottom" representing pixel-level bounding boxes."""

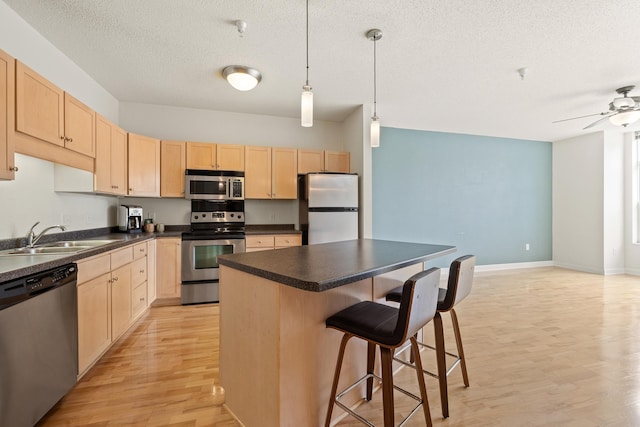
[
  {"left": 385, "top": 254, "right": 476, "bottom": 419},
  {"left": 324, "top": 267, "right": 441, "bottom": 427}
]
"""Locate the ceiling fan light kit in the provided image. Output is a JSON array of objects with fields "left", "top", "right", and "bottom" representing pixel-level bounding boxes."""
[
  {"left": 222, "top": 65, "right": 262, "bottom": 91},
  {"left": 554, "top": 85, "right": 640, "bottom": 129}
]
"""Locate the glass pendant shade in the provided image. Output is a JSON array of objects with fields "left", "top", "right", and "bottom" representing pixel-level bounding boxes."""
[
  {"left": 222, "top": 66, "right": 262, "bottom": 91},
  {"left": 301, "top": 86, "right": 313, "bottom": 127},
  {"left": 609, "top": 110, "right": 640, "bottom": 127},
  {"left": 370, "top": 116, "right": 380, "bottom": 147}
]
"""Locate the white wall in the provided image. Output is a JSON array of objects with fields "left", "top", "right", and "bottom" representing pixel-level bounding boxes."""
[
  {"left": 553, "top": 132, "right": 605, "bottom": 273},
  {"left": 603, "top": 132, "right": 625, "bottom": 274},
  {"left": 0, "top": 154, "right": 118, "bottom": 238}
]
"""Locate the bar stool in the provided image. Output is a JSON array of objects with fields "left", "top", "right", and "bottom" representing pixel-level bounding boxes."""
[
  {"left": 385, "top": 254, "right": 476, "bottom": 419},
  {"left": 324, "top": 267, "right": 441, "bottom": 427}
]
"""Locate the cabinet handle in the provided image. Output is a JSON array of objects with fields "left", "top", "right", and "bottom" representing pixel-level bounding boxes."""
[
  {"left": 113, "top": 276, "right": 118, "bottom": 282},
  {"left": 9, "top": 166, "right": 18, "bottom": 172},
  {"left": 60, "top": 136, "right": 65, "bottom": 141},
  {"left": 129, "top": 188, "right": 133, "bottom": 192},
  {"left": 140, "top": 297, "right": 145, "bottom": 302},
  {"left": 140, "top": 269, "right": 145, "bottom": 274},
  {"left": 68, "top": 137, "right": 73, "bottom": 143}
]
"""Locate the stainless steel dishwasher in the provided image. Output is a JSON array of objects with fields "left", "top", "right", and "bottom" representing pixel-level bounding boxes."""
[{"left": 0, "top": 263, "right": 78, "bottom": 427}]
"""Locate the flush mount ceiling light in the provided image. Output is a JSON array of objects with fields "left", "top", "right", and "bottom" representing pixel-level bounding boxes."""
[
  {"left": 222, "top": 65, "right": 262, "bottom": 91},
  {"left": 368, "top": 29, "right": 382, "bottom": 148},
  {"left": 301, "top": 0, "right": 313, "bottom": 127}
]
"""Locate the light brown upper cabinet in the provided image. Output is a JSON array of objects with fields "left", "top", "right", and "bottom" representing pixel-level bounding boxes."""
[
  {"left": 95, "top": 114, "right": 127, "bottom": 195},
  {"left": 127, "top": 133, "right": 160, "bottom": 197},
  {"left": 186, "top": 142, "right": 244, "bottom": 171},
  {"left": 245, "top": 146, "right": 297, "bottom": 199},
  {"left": 15, "top": 61, "right": 95, "bottom": 158},
  {"left": 297, "top": 149, "right": 350, "bottom": 174},
  {"left": 0, "top": 49, "right": 16, "bottom": 180},
  {"left": 160, "top": 140, "right": 186, "bottom": 197}
]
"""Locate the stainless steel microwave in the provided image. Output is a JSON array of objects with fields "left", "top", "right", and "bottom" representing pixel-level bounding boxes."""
[{"left": 184, "top": 169, "right": 244, "bottom": 200}]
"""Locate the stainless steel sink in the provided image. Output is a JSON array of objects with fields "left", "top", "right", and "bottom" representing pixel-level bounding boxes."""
[
  {"left": 40, "top": 239, "right": 121, "bottom": 248},
  {"left": 0, "top": 239, "right": 122, "bottom": 256}
]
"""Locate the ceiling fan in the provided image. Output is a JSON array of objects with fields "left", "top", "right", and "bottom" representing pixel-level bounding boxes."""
[{"left": 554, "top": 85, "right": 640, "bottom": 129}]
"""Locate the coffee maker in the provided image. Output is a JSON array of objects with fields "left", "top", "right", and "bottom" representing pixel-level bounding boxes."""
[{"left": 118, "top": 205, "right": 143, "bottom": 233}]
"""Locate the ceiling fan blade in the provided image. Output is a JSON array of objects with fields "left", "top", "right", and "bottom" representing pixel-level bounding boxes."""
[
  {"left": 552, "top": 112, "right": 607, "bottom": 124},
  {"left": 583, "top": 114, "right": 614, "bottom": 129}
]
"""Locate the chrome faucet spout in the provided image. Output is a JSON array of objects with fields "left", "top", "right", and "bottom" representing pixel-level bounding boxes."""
[{"left": 26, "top": 222, "right": 67, "bottom": 247}]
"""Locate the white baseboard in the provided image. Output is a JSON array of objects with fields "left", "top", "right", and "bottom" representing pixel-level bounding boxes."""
[{"left": 473, "top": 260, "right": 554, "bottom": 272}]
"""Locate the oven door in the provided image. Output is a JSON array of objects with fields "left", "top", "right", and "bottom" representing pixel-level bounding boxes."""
[{"left": 181, "top": 236, "right": 246, "bottom": 282}]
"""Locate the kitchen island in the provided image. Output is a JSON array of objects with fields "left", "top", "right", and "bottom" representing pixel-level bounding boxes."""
[{"left": 217, "top": 239, "right": 455, "bottom": 427}]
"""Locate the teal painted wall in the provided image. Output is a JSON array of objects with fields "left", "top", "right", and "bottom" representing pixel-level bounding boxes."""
[{"left": 372, "top": 127, "right": 552, "bottom": 267}]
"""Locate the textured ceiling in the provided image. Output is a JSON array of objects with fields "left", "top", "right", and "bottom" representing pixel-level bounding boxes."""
[{"left": 5, "top": 0, "right": 640, "bottom": 142}]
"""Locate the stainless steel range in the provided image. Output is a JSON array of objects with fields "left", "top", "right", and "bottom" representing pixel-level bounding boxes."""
[{"left": 181, "top": 198, "right": 245, "bottom": 305}]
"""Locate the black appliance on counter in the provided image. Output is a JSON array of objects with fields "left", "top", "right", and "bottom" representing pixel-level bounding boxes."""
[{"left": 181, "top": 173, "right": 246, "bottom": 304}]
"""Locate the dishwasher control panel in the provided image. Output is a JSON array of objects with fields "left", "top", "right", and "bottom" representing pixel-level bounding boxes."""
[{"left": 0, "top": 263, "right": 77, "bottom": 310}]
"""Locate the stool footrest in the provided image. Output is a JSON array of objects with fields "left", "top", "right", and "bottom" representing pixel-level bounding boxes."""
[
  {"left": 394, "top": 341, "right": 463, "bottom": 379},
  {"left": 334, "top": 372, "right": 425, "bottom": 427}
]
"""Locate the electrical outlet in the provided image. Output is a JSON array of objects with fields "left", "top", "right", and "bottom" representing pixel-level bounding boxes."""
[{"left": 525, "top": 243, "right": 530, "bottom": 251}]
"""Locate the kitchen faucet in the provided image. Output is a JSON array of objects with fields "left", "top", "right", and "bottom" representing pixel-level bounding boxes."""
[{"left": 25, "top": 221, "right": 67, "bottom": 248}]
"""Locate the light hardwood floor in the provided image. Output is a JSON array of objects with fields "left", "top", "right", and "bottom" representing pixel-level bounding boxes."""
[{"left": 40, "top": 267, "right": 640, "bottom": 426}]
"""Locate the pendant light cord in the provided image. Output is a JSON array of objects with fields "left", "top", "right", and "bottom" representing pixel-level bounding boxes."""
[
  {"left": 373, "top": 36, "right": 377, "bottom": 117},
  {"left": 305, "top": 0, "right": 310, "bottom": 86}
]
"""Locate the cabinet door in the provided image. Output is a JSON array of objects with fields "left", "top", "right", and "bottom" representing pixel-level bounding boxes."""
[
  {"left": 156, "top": 238, "right": 181, "bottom": 299},
  {"left": 147, "top": 240, "right": 157, "bottom": 305},
  {"left": 325, "top": 151, "right": 350, "bottom": 173},
  {"left": 128, "top": 133, "right": 160, "bottom": 197},
  {"left": 64, "top": 92, "right": 95, "bottom": 157},
  {"left": 217, "top": 143, "right": 245, "bottom": 171},
  {"left": 160, "top": 140, "right": 186, "bottom": 197},
  {"left": 0, "top": 49, "right": 15, "bottom": 180},
  {"left": 297, "top": 149, "right": 324, "bottom": 174},
  {"left": 272, "top": 147, "right": 297, "bottom": 199},
  {"left": 245, "top": 146, "right": 272, "bottom": 199},
  {"left": 186, "top": 142, "right": 216, "bottom": 170},
  {"left": 111, "top": 263, "right": 132, "bottom": 340},
  {"left": 94, "top": 115, "right": 112, "bottom": 193},
  {"left": 110, "top": 124, "right": 127, "bottom": 195},
  {"left": 77, "top": 273, "right": 111, "bottom": 374},
  {"left": 15, "top": 61, "right": 64, "bottom": 146}
]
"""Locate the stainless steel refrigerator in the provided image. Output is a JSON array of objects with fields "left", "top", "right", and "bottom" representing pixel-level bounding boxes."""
[{"left": 299, "top": 173, "right": 359, "bottom": 244}]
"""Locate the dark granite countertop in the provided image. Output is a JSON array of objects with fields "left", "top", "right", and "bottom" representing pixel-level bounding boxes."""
[
  {"left": 0, "top": 226, "right": 186, "bottom": 283},
  {"left": 218, "top": 239, "right": 456, "bottom": 292},
  {"left": 245, "top": 224, "right": 301, "bottom": 235}
]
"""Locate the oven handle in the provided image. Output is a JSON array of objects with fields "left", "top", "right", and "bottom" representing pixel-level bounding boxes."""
[{"left": 181, "top": 233, "right": 246, "bottom": 241}]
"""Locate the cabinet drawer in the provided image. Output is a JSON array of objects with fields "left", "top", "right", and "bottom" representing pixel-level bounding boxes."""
[
  {"left": 111, "top": 246, "right": 134, "bottom": 270},
  {"left": 131, "top": 257, "right": 147, "bottom": 287},
  {"left": 77, "top": 253, "right": 110, "bottom": 283},
  {"left": 246, "top": 235, "right": 275, "bottom": 248},
  {"left": 133, "top": 242, "right": 147, "bottom": 260},
  {"left": 274, "top": 234, "right": 301, "bottom": 248},
  {"left": 132, "top": 281, "right": 147, "bottom": 318}
]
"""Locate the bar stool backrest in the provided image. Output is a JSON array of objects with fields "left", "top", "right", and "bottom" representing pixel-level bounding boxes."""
[
  {"left": 394, "top": 267, "right": 441, "bottom": 346},
  {"left": 440, "top": 255, "right": 476, "bottom": 311}
]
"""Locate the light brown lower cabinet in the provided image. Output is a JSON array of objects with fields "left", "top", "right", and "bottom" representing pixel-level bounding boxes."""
[
  {"left": 76, "top": 241, "right": 150, "bottom": 376},
  {"left": 156, "top": 237, "right": 181, "bottom": 299},
  {"left": 245, "top": 234, "right": 302, "bottom": 252}
]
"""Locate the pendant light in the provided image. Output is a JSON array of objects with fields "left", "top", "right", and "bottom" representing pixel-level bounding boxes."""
[
  {"left": 301, "top": 0, "right": 313, "bottom": 127},
  {"left": 368, "top": 29, "right": 382, "bottom": 147}
]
